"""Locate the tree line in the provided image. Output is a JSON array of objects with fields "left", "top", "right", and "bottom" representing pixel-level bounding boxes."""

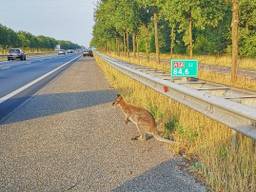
[
  {"left": 0, "top": 24, "right": 81, "bottom": 50},
  {"left": 91, "top": 0, "right": 256, "bottom": 60}
]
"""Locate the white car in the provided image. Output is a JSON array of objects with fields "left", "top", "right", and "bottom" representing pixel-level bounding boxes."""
[{"left": 58, "top": 50, "right": 66, "bottom": 55}]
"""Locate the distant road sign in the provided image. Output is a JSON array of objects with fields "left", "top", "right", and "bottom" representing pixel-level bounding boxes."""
[{"left": 170, "top": 59, "right": 198, "bottom": 78}]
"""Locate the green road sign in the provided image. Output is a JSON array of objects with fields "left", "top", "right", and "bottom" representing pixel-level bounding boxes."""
[{"left": 170, "top": 59, "right": 199, "bottom": 78}]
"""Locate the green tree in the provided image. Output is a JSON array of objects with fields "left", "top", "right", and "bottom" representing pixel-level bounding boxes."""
[
  {"left": 239, "top": 0, "right": 256, "bottom": 56},
  {"left": 137, "top": 0, "right": 163, "bottom": 63},
  {"left": 162, "top": 0, "right": 225, "bottom": 58}
]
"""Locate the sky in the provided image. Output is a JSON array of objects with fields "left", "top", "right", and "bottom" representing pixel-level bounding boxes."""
[{"left": 0, "top": 0, "right": 98, "bottom": 47}]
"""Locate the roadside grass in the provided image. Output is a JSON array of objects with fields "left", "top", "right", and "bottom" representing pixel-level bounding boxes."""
[
  {"left": 108, "top": 52, "right": 256, "bottom": 91},
  {"left": 95, "top": 54, "right": 256, "bottom": 192}
]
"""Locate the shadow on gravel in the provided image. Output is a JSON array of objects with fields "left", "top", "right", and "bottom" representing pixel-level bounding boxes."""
[
  {"left": 112, "top": 159, "right": 204, "bottom": 192},
  {"left": 1, "top": 89, "right": 116, "bottom": 125}
]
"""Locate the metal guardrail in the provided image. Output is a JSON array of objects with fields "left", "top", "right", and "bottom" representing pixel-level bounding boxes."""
[{"left": 96, "top": 52, "right": 256, "bottom": 140}]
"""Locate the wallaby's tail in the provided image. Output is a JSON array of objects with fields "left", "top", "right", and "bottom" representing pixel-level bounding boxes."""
[{"left": 152, "top": 134, "right": 175, "bottom": 144}]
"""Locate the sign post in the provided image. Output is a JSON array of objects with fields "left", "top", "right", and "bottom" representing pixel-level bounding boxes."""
[{"left": 170, "top": 59, "right": 199, "bottom": 80}]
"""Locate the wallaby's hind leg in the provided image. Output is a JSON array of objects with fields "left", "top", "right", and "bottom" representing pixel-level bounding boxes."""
[
  {"left": 136, "top": 123, "right": 148, "bottom": 141},
  {"left": 131, "top": 135, "right": 145, "bottom": 141},
  {"left": 131, "top": 123, "right": 146, "bottom": 141},
  {"left": 131, "top": 135, "right": 140, "bottom": 140},
  {"left": 144, "top": 133, "right": 153, "bottom": 140},
  {"left": 139, "top": 134, "right": 147, "bottom": 140}
]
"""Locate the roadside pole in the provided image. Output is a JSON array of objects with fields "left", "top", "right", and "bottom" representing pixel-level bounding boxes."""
[
  {"left": 231, "top": 0, "right": 239, "bottom": 148},
  {"left": 231, "top": 0, "right": 239, "bottom": 83}
]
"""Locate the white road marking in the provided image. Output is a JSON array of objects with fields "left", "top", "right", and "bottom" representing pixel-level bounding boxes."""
[
  {"left": 0, "top": 55, "right": 81, "bottom": 104},
  {"left": 0, "top": 66, "right": 11, "bottom": 70}
]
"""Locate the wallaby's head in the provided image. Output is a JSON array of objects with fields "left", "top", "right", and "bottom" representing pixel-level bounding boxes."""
[{"left": 112, "top": 94, "right": 123, "bottom": 106}]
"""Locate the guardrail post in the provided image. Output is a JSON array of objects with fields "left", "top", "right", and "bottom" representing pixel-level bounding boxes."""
[
  {"left": 252, "top": 140, "right": 256, "bottom": 153},
  {"left": 252, "top": 121, "right": 256, "bottom": 152},
  {"left": 231, "top": 130, "right": 238, "bottom": 149}
]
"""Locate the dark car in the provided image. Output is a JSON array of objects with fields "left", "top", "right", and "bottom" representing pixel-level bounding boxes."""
[
  {"left": 7, "top": 48, "right": 26, "bottom": 61},
  {"left": 83, "top": 49, "right": 93, "bottom": 57}
]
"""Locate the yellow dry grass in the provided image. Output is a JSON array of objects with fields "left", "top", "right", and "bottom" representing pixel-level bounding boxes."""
[{"left": 95, "top": 54, "right": 256, "bottom": 192}]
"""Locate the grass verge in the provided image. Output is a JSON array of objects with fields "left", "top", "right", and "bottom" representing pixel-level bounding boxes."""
[{"left": 95, "top": 54, "right": 256, "bottom": 192}]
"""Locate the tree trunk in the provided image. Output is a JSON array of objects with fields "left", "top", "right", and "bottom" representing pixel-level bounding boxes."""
[
  {"left": 153, "top": 13, "right": 160, "bottom": 64},
  {"left": 189, "top": 14, "right": 193, "bottom": 58},
  {"left": 136, "top": 35, "right": 139, "bottom": 58},
  {"left": 132, "top": 33, "right": 136, "bottom": 57},
  {"left": 123, "top": 32, "right": 126, "bottom": 56},
  {"left": 146, "top": 26, "right": 150, "bottom": 62},
  {"left": 126, "top": 30, "right": 129, "bottom": 57},
  {"left": 115, "top": 38, "right": 118, "bottom": 53},
  {"left": 231, "top": 0, "right": 239, "bottom": 82},
  {"left": 117, "top": 38, "right": 120, "bottom": 56},
  {"left": 170, "top": 25, "right": 176, "bottom": 55}
]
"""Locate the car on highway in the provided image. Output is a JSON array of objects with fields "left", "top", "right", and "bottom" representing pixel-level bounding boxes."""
[
  {"left": 67, "top": 49, "right": 74, "bottom": 54},
  {"left": 7, "top": 48, "right": 26, "bottom": 61},
  {"left": 83, "top": 49, "right": 93, "bottom": 57},
  {"left": 58, "top": 49, "right": 66, "bottom": 55}
]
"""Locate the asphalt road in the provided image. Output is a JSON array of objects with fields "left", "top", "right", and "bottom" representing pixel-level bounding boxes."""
[
  {"left": 0, "top": 53, "right": 81, "bottom": 120},
  {"left": 0, "top": 57, "right": 206, "bottom": 192},
  {"left": 0, "top": 53, "right": 80, "bottom": 97}
]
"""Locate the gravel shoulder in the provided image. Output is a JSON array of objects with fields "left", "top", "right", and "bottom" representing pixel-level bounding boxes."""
[{"left": 0, "top": 57, "right": 206, "bottom": 192}]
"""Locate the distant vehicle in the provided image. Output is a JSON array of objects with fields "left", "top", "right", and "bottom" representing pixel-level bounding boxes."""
[
  {"left": 67, "top": 49, "right": 74, "bottom": 54},
  {"left": 58, "top": 49, "right": 66, "bottom": 55},
  {"left": 7, "top": 48, "right": 26, "bottom": 61},
  {"left": 83, "top": 49, "right": 93, "bottom": 57}
]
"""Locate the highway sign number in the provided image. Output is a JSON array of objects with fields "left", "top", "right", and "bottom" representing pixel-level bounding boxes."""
[{"left": 170, "top": 59, "right": 198, "bottom": 78}]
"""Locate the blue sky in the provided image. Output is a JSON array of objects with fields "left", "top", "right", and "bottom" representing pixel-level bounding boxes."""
[{"left": 0, "top": 0, "right": 98, "bottom": 46}]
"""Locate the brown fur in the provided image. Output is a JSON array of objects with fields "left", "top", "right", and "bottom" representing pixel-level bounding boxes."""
[{"left": 112, "top": 94, "right": 174, "bottom": 144}]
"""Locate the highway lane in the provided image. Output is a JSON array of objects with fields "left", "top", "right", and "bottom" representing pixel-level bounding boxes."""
[{"left": 0, "top": 53, "right": 81, "bottom": 120}]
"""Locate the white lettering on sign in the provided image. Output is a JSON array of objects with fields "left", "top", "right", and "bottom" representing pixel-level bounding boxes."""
[{"left": 174, "top": 62, "right": 184, "bottom": 68}]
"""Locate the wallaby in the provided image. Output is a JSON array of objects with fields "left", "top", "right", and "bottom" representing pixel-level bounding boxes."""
[{"left": 112, "top": 94, "right": 174, "bottom": 144}]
